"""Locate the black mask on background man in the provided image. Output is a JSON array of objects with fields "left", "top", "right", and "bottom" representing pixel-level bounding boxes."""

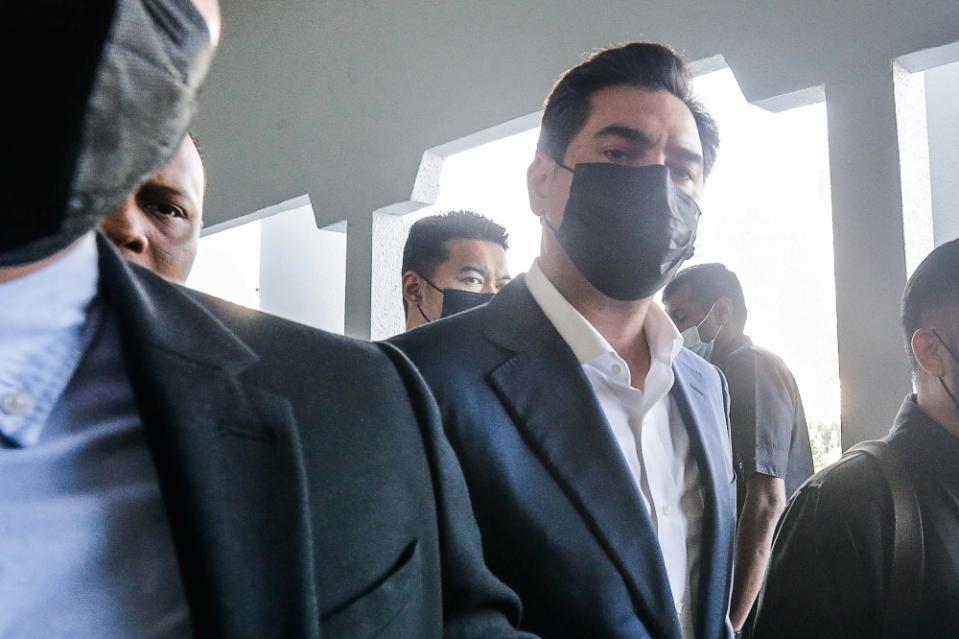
[
  {"left": 546, "top": 163, "right": 700, "bottom": 301},
  {"left": 1, "top": 0, "right": 215, "bottom": 267},
  {"left": 416, "top": 274, "right": 494, "bottom": 323}
]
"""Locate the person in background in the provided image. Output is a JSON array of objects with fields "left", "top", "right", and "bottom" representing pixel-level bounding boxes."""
[
  {"left": 663, "top": 263, "right": 813, "bottom": 636},
  {"left": 402, "top": 210, "right": 511, "bottom": 331},
  {"left": 1, "top": 2, "right": 533, "bottom": 637},
  {"left": 393, "top": 42, "right": 736, "bottom": 638},
  {"left": 753, "top": 238, "right": 959, "bottom": 639},
  {"left": 100, "top": 133, "right": 205, "bottom": 283}
]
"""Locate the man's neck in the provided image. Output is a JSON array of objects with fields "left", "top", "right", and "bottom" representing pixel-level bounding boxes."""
[
  {"left": 0, "top": 238, "right": 86, "bottom": 284},
  {"left": 539, "top": 253, "right": 652, "bottom": 376},
  {"left": 917, "top": 385, "right": 959, "bottom": 439},
  {"left": 712, "top": 330, "right": 746, "bottom": 363}
]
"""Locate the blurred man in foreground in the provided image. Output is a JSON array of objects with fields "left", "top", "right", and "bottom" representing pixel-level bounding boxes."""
[{"left": 1, "top": 2, "right": 530, "bottom": 637}]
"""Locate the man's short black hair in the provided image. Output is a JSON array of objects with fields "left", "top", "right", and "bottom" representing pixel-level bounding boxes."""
[
  {"left": 902, "top": 238, "right": 959, "bottom": 373},
  {"left": 537, "top": 42, "right": 720, "bottom": 177},
  {"left": 664, "top": 263, "right": 747, "bottom": 330},
  {"left": 402, "top": 210, "right": 509, "bottom": 277}
]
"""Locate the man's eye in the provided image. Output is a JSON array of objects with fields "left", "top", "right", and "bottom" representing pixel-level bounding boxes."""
[
  {"left": 669, "top": 166, "right": 694, "bottom": 182},
  {"left": 461, "top": 276, "right": 483, "bottom": 286},
  {"left": 603, "top": 149, "right": 630, "bottom": 162},
  {"left": 145, "top": 202, "right": 186, "bottom": 218}
]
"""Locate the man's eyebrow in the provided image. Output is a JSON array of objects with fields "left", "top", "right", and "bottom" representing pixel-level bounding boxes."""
[
  {"left": 459, "top": 265, "right": 490, "bottom": 277},
  {"left": 140, "top": 182, "right": 187, "bottom": 201},
  {"left": 594, "top": 124, "right": 652, "bottom": 145},
  {"left": 595, "top": 124, "right": 704, "bottom": 167},
  {"left": 140, "top": 182, "right": 197, "bottom": 209},
  {"left": 671, "top": 145, "right": 704, "bottom": 167}
]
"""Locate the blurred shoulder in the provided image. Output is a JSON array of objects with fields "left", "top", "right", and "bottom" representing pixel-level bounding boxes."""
[{"left": 184, "top": 287, "right": 400, "bottom": 378}]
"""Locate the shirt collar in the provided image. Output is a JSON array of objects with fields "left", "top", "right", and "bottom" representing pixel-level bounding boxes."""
[
  {"left": 525, "top": 259, "right": 684, "bottom": 368},
  {"left": 0, "top": 232, "right": 99, "bottom": 339},
  {"left": 0, "top": 232, "right": 100, "bottom": 447}
]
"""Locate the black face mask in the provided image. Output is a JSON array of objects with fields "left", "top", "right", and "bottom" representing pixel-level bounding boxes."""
[
  {"left": 545, "top": 163, "right": 701, "bottom": 301},
  {"left": 1, "top": 0, "right": 215, "bottom": 267},
  {"left": 416, "top": 274, "right": 494, "bottom": 322}
]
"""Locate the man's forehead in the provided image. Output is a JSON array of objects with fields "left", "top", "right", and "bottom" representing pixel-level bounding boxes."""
[
  {"left": 580, "top": 86, "right": 701, "bottom": 148},
  {"left": 444, "top": 238, "right": 505, "bottom": 259},
  {"left": 439, "top": 239, "right": 508, "bottom": 274},
  {"left": 150, "top": 138, "right": 205, "bottom": 202},
  {"left": 665, "top": 282, "right": 695, "bottom": 306}
]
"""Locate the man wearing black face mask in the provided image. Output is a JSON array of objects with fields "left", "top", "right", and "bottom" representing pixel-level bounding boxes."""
[
  {"left": 401, "top": 210, "right": 511, "bottom": 331},
  {"left": 753, "top": 239, "right": 959, "bottom": 639},
  {"left": 2, "top": 2, "right": 532, "bottom": 638},
  {"left": 393, "top": 43, "right": 736, "bottom": 639}
]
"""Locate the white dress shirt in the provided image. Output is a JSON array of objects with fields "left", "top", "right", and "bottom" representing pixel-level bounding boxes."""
[{"left": 526, "top": 261, "right": 703, "bottom": 638}]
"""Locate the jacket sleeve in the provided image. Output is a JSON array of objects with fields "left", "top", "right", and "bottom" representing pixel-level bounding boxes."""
[
  {"left": 751, "top": 460, "right": 888, "bottom": 639},
  {"left": 377, "top": 342, "right": 538, "bottom": 639}
]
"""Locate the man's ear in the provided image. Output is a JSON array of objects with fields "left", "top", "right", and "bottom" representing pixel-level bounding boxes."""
[
  {"left": 714, "top": 297, "right": 734, "bottom": 326},
  {"left": 527, "top": 152, "right": 554, "bottom": 217},
  {"left": 402, "top": 271, "right": 424, "bottom": 307},
  {"left": 913, "top": 328, "right": 948, "bottom": 377}
]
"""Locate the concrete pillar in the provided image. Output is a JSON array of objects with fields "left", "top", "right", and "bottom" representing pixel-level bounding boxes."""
[{"left": 824, "top": 68, "right": 913, "bottom": 447}]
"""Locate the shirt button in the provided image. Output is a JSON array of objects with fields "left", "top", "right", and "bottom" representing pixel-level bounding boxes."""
[
  {"left": 662, "top": 504, "right": 673, "bottom": 516},
  {"left": 611, "top": 363, "right": 623, "bottom": 376},
  {"left": 0, "top": 390, "right": 34, "bottom": 416}
]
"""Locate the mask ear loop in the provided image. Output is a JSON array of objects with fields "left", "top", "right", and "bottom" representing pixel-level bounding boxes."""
[
  {"left": 932, "top": 330, "right": 959, "bottom": 409},
  {"left": 417, "top": 305, "right": 432, "bottom": 324},
  {"left": 539, "top": 158, "right": 575, "bottom": 236},
  {"left": 415, "top": 272, "right": 444, "bottom": 324},
  {"left": 697, "top": 302, "right": 727, "bottom": 345}
]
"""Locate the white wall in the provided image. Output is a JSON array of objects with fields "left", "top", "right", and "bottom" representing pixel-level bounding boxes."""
[
  {"left": 188, "top": 197, "right": 347, "bottom": 334},
  {"left": 926, "top": 60, "right": 959, "bottom": 245},
  {"left": 260, "top": 211, "right": 346, "bottom": 334}
]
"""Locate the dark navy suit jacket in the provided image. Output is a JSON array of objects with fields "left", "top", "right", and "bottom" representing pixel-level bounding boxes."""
[
  {"left": 97, "top": 236, "right": 531, "bottom": 639},
  {"left": 392, "top": 275, "right": 737, "bottom": 639}
]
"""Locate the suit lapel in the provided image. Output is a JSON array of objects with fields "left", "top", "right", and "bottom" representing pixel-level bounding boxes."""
[
  {"left": 484, "top": 279, "right": 682, "bottom": 639},
  {"left": 98, "top": 236, "right": 319, "bottom": 639},
  {"left": 671, "top": 354, "right": 734, "bottom": 639}
]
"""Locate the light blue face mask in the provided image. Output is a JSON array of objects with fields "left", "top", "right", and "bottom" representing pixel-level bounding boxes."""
[{"left": 681, "top": 303, "right": 724, "bottom": 360}]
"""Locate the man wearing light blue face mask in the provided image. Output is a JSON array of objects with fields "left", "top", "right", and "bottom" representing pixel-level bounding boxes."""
[{"left": 664, "top": 263, "right": 813, "bottom": 637}]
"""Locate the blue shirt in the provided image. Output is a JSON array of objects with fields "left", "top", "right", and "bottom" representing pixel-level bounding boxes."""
[
  {"left": 0, "top": 234, "right": 191, "bottom": 637},
  {"left": 0, "top": 233, "right": 99, "bottom": 446}
]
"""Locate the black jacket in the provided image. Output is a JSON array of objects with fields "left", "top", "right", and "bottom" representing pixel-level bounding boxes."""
[
  {"left": 97, "top": 235, "right": 531, "bottom": 639},
  {"left": 753, "top": 395, "right": 959, "bottom": 639},
  {"left": 392, "top": 277, "right": 736, "bottom": 639}
]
